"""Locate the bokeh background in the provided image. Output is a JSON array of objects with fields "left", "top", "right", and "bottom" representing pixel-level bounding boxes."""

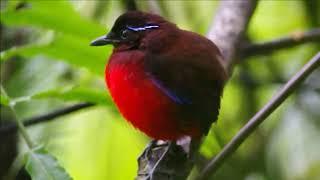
[{"left": 1, "top": 0, "right": 319, "bottom": 180}]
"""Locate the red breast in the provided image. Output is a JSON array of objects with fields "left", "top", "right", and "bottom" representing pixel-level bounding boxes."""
[{"left": 105, "top": 50, "right": 200, "bottom": 140}]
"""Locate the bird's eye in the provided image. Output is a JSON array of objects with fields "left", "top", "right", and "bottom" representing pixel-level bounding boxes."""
[{"left": 121, "top": 29, "right": 130, "bottom": 40}]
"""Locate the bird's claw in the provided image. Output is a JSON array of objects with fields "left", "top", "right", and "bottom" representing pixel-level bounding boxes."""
[{"left": 137, "top": 140, "right": 173, "bottom": 180}]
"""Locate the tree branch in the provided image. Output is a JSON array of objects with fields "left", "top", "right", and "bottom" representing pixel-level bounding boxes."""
[
  {"left": 197, "top": 52, "right": 320, "bottom": 179},
  {"left": 207, "top": 0, "right": 258, "bottom": 74},
  {"left": 0, "top": 102, "right": 94, "bottom": 135},
  {"left": 241, "top": 28, "right": 320, "bottom": 57},
  {"left": 147, "top": 0, "right": 162, "bottom": 15},
  {"left": 122, "top": 0, "right": 137, "bottom": 11}
]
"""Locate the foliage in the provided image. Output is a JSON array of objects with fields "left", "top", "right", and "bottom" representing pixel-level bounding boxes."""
[
  {"left": 1, "top": 0, "right": 109, "bottom": 75},
  {"left": 25, "top": 146, "right": 72, "bottom": 180}
]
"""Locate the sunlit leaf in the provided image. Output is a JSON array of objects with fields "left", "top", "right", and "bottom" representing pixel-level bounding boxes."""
[
  {"left": 0, "top": 33, "right": 111, "bottom": 75},
  {"left": 33, "top": 87, "right": 112, "bottom": 105},
  {"left": 199, "top": 129, "right": 222, "bottom": 158},
  {"left": 0, "top": 94, "right": 10, "bottom": 106},
  {"left": 25, "top": 146, "right": 72, "bottom": 180},
  {"left": 1, "top": 0, "right": 110, "bottom": 75},
  {"left": 0, "top": 85, "right": 10, "bottom": 106},
  {"left": 10, "top": 96, "right": 32, "bottom": 107},
  {"left": 1, "top": 0, "right": 106, "bottom": 39}
]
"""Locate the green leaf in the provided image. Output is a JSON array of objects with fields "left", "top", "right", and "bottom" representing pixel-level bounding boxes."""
[
  {"left": 0, "top": 94, "right": 9, "bottom": 106},
  {"left": 0, "top": 86, "right": 10, "bottom": 106},
  {"left": 1, "top": 0, "right": 111, "bottom": 75},
  {"left": 33, "top": 87, "right": 112, "bottom": 105},
  {"left": 1, "top": 33, "right": 111, "bottom": 75},
  {"left": 1, "top": 86, "right": 113, "bottom": 107},
  {"left": 25, "top": 146, "right": 72, "bottom": 180},
  {"left": 1, "top": 0, "right": 105, "bottom": 38}
]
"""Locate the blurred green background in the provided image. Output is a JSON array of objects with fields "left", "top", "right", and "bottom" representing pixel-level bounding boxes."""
[{"left": 0, "top": 0, "right": 319, "bottom": 180}]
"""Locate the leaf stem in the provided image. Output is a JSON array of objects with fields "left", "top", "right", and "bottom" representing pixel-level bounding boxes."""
[
  {"left": 197, "top": 52, "right": 320, "bottom": 179},
  {"left": 1, "top": 85, "right": 35, "bottom": 149}
]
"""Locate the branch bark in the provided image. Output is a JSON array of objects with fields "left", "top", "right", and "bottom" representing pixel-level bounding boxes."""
[
  {"left": 197, "top": 52, "right": 320, "bottom": 179},
  {"left": 147, "top": 0, "right": 162, "bottom": 15},
  {"left": 207, "top": 0, "right": 258, "bottom": 74},
  {"left": 122, "top": 0, "right": 137, "bottom": 11}
]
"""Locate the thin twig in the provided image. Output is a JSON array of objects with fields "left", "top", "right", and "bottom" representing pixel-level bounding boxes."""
[
  {"left": 197, "top": 52, "right": 320, "bottom": 180},
  {"left": 0, "top": 102, "right": 94, "bottom": 135},
  {"left": 241, "top": 28, "right": 320, "bottom": 57}
]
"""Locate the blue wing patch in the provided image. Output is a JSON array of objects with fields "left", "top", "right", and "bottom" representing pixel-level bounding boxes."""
[{"left": 150, "top": 77, "right": 192, "bottom": 105}]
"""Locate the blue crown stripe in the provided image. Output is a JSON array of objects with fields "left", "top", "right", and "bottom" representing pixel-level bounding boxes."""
[{"left": 127, "top": 25, "right": 159, "bottom": 32}]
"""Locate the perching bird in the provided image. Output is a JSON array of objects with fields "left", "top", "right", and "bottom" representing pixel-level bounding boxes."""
[{"left": 91, "top": 11, "right": 227, "bottom": 141}]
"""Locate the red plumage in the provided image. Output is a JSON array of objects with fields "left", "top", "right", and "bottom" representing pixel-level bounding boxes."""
[
  {"left": 91, "top": 11, "right": 227, "bottom": 140},
  {"left": 106, "top": 51, "right": 197, "bottom": 139}
]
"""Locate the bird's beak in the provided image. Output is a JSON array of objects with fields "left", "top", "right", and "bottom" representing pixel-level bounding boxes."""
[{"left": 90, "top": 32, "right": 120, "bottom": 46}]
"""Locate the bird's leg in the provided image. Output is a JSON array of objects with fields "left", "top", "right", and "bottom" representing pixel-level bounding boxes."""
[{"left": 176, "top": 136, "right": 192, "bottom": 154}]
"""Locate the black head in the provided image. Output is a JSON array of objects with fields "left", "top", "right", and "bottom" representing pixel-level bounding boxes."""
[{"left": 90, "top": 11, "right": 165, "bottom": 47}]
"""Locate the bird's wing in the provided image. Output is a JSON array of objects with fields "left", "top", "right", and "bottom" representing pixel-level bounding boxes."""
[{"left": 145, "top": 35, "right": 226, "bottom": 133}]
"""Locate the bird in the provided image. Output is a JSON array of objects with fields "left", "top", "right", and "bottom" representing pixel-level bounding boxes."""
[{"left": 91, "top": 11, "right": 227, "bottom": 141}]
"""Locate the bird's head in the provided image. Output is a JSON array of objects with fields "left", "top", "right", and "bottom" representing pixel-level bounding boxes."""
[{"left": 90, "top": 11, "right": 171, "bottom": 51}]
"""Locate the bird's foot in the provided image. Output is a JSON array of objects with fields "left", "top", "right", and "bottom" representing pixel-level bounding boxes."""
[
  {"left": 137, "top": 140, "right": 175, "bottom": 180},
  {"left": 138, "top": 140, "right": 169, "bottom": 162}
]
